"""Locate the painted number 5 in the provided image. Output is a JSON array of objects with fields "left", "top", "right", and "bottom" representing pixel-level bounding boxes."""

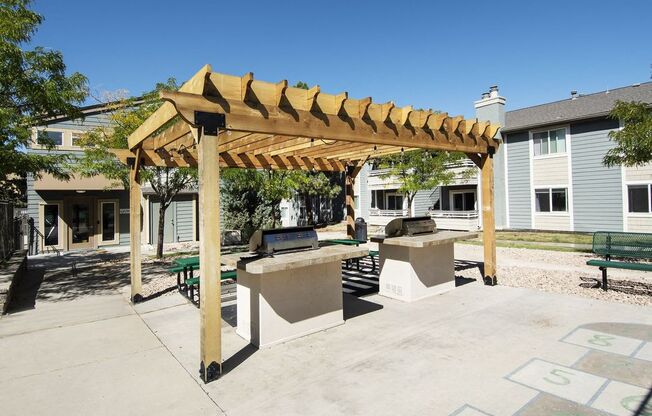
[
  {"left": 544, "top": 368, "right": 574, "bottom": 386},
  {"left": 588, "top": 334, "right": 615, "bottom": 347}
]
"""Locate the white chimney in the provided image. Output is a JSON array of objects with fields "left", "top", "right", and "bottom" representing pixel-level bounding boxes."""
[{"left": 570, "top": 90, "right": 578, "bottom": 100}]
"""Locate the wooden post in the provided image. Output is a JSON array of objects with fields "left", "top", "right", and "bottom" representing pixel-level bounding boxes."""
[
  {"left": 345, "top": 169, "right": 355, "bottom": 239},
  {"left": 480, "top": 153, "right": 497, "bottom": 285},
  {"left": 129, "top": 158, "right": 143, "bottom": 302},
  {"left": 197, "top": 129, "right": 222, "bottom": 383}
]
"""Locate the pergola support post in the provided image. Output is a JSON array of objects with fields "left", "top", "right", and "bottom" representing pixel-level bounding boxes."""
[
  {"left": 197, "top": 127, "right": 222, "bottom": 383},
  {"left": 129, "top": 154, "right": 143, "bottom": 302},
  {"left": 345, "top": 165, "right": 362, "bottom": 239},
  {"left": 480, "top": 152, "right": 497, "bottom": 285},
  {"left": 345, "top": 172, "right": 355, "bottom": 239}
]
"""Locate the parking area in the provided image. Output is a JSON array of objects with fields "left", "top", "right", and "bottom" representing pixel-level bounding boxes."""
[{"left": 0, "top": 250, "right": 650, "bottom": 415}]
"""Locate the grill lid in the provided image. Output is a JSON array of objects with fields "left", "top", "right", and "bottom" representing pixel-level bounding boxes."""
[
  {"left": 249, "top": 226, "right": 319, "bottom": 254},
  {"left": 384, "top": 216, "right": 437, "bottom": 238}
]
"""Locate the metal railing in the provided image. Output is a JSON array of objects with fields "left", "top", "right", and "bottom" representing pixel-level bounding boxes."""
[
  {"left": 369, "top": 208, "right": 409, "bottom": 217},
  {"left": 24, "top": 216, "right": 61, "bottom": 256},
  {"left": 0, "top": 202, "right": 22, "bottom": 260},
  {"left": 428, "top": 210, "right": 479, "bottom": 219}
]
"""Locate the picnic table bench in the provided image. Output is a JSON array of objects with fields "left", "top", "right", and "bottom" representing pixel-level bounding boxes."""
[
  {"left": 170, "top": 256, "right": 236, "bottom": 304},
  {"left": 321, "top": 239, "right": 378, "bottom": 273},
  {"left": 586, "top": 231, "right": 652, "bottom": 291}
]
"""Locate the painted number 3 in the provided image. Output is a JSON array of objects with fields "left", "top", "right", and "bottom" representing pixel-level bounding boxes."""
[
  {"left": 588, "top": 334, "right": 615, "bottom": 347},
  {"left": 544, "top": 369, "right": 574, "bottom": 386}
]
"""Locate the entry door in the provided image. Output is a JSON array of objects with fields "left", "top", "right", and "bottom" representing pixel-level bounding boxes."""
[
  {"left": 151, "top": 201, "right": 175, "bottom": 245},
  {"left": 69, "top": 198, "right": 94, "bottom": 249}
]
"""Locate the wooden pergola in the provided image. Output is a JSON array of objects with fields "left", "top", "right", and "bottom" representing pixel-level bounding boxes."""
[{"left": 118, "top": 64, "right": 500, "bottom": 383}]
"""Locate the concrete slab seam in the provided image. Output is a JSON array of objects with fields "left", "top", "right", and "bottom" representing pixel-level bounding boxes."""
[
  {"left": 449, "top": 404, "right": 494, "bottom": 416},
  {"left": 512, "top": 391, "right": 543, "bottom": 416},
  {"left": 128, "top": 300, "right": 227, "bottom": 415},
  {"left": 0, "top": 311, "right": 136, "bottom": 339}
]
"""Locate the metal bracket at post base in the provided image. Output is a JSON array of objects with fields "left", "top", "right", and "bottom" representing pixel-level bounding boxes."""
[
  {"left": 483, "top": 275, "right": 497, "bottom": 286},
  {"left": 200, "top": 361, "right": 222, "bottom": 383}
]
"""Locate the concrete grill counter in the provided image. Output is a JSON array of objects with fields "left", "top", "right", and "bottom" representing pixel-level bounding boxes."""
[
  {"left": 221, "top": 245, "right": 368, "bottom": 348},
  {"left": 371, "top": 231, "right": 478, "bottom": 302}
]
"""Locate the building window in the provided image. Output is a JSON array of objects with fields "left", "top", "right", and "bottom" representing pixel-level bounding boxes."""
[
  {"left": 38, "top": 131, "right": 63, "bottom": 146},
  {"left": 43, "top": 204, "right": 60, "bottom": 246},
  {"left": 451, "top": 190, "right": 476, "bottom": 211},
  {"left": 71, "top": 133, "right": 82, "bottom": 147},
  {"left": 385, "top": 193, "right": 403, "bottom": 210},
  {"left": 100, "top": 202, "right": 117, "bottom": 242},
  {"left": 533, "top": 128, "right": 566, "bottom": 156},
  {"left": 371, "top": 190, "right": 384, "bottom": 209},
  {"left": 354, "top": 195, "right": 359, "bottom": 210},
  {"left": 535, "top": 188, "right": 567, "bottom": 212},
  {"left": 628, "top": 184, "right": 651, "bottom": 213}
]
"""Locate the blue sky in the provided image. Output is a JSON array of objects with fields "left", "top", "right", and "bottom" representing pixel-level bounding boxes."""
[{"left": 32, "top": 0, "right": 651, "bottom": 118}]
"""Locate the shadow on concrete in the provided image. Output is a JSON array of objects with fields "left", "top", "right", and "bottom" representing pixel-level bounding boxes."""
[
  {"left": 343, "top": 293, "right": 383, "bottom": 321},
  {"left": 634, "top": 384, "right": 652, "bottom": 415},
  {"left": 455, "top": 275, "right": 477, "bottom": 287},
  {"left": 5, "top": 267, "right": 44, "bottom": 313},
  {"left": 222, "top": 303, "right": 237, "bottom": 328},
  {"left": 221, "top": 344, "right": 258, "bottom": 376},
  {"left": 24, "top": 250, "right": 175, "bottom": 303}
]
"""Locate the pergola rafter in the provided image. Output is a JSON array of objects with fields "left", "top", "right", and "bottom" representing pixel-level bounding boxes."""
[{"left": 118, "top": 64, "right": 500, "bottom": 383}]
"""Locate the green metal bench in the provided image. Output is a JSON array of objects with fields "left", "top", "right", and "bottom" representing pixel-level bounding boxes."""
[
  {"left": 321, "top": 239, "right": 378, "bottom": 274},
  {"left": 586, "top": 231, "right": 652, "bottom": 291},
  {"left": 170, "top": 260, "right": 237, "bottom": 303}
]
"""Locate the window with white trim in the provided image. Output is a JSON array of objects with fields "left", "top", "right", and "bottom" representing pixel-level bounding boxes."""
[
  {"left": 535, "top": 188, "right": 567, "bottom": 212},
  {"left": 533, "top": 128, "right": 566, "bottom": 156},
  {"left": 37, "top": 130, "right": 63, "bottom": 146},
  {"left": 627, "top": 184, "right": 651, "bottom": 213},
  {"left": 385, "top": 193, "right": 403, "bottom": 210}
]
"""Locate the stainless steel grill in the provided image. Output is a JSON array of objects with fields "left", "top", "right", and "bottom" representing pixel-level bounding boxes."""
[
  {"left": 248, "top": 226, "right": 319, "bottom": 254},
  {"left": 384, "top": 216, "right": 437, "bottom": 238}
]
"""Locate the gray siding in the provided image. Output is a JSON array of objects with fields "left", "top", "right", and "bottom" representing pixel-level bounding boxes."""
[
  {"left": 42, "top": 113, "right": 113, "bottom": 131},
  {"left": 175, "top": 196, "right": 195, "bottom": 242},
  {"left": 492, "top": 134, "right": 507, "bottom": 228},
  {"left": 413, "top": 188, "right": 440, "bottom": 216},
  {"left": 505, "top": 131, "right": 532, "bottom": 229},
  {"left": 570, "top": 119, "right": 623, "bottom": 232}
]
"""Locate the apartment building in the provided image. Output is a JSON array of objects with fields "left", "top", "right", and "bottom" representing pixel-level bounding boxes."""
[
  {"left": 356, "top": 82, "right": 652, "bottom": 233},
  {"left": 27, "top": 103, "right": 198, "bottom": 252}
]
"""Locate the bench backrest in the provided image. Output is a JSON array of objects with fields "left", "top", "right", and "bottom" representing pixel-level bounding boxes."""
[{"left": 592, "top": 231, "right": 652, "bottom": 259}]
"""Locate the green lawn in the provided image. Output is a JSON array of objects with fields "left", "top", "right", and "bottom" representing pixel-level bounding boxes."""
[
  {"left": 462, "top": 230, "right": 594, "bottom": 253},
  {"left": 489, "top": 231, "right": 592, "bottom": 245}
]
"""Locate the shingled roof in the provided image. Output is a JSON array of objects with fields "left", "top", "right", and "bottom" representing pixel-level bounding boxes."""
[{"left": 503, "top": 81, "right": 652, "bottom": 132}]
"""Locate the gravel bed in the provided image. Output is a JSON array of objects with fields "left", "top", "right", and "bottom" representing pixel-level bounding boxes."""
[{"left": 455, "top": 244, "right": 652, "bottom": 307}]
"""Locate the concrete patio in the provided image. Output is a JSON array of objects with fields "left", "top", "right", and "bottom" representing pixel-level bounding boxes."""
[{"left": 1, "top": 252, "right": 651, "bottom": 415}]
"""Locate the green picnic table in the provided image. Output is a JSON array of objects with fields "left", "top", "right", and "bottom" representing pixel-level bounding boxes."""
[
  {"left": 171, "top": 255, "right": 236, "bottom": 305},
  {"left": 321, "top": 239, "right": 378, "bottom": 273}
]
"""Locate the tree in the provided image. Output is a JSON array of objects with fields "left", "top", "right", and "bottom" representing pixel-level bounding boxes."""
[
  {"left": 0, "top": 0, "right": 88, "bottom": 200},
  {"left": 290, "top": 171, "right": 342, "bottom": 225},
  {"left": 260, "top": 170, "right": 296, "bottom": 228},
  {"left": 220, "top": 169, "right": 271, "bottom": 240},
  {"left": 74, "top": 81, "right": 197, "bottom": 258},
  {"left": 285, "top": 81, "right": 343, "bottom": 225},
  {"left": 603, "top": 100, "right": 652, "bottom": 167},
  {"left": 376, "top": 150, "right": 471, "bottom": 215}
]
